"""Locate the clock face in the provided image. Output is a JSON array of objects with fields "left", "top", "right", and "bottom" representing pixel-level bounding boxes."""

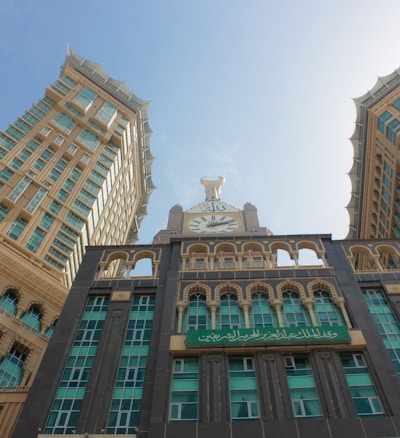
[{"left": 188, "top": 215, "right": 239, "bottom": 233}]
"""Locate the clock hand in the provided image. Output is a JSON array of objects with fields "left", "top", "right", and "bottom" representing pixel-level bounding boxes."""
[{"left": 206, "top": 219, "right": 235, "bottom": 227}]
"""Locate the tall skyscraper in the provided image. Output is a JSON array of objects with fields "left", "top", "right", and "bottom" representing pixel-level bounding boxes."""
[
  {"left": 347, "top": 68, "right": 400, "bottom": 239},
  {"left": 0, "top": 49, "right": 154, "bottom": 437},
  {"left": 14, "top": 179, "right": 400, "bottom": 438}
]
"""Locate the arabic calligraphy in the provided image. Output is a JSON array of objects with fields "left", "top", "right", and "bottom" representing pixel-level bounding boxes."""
[{"left": 187, "top": 326, "right": 350, "bottom": 347}]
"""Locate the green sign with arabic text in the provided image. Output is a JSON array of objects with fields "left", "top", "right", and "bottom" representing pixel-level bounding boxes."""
[{"left": 186, "top": 326, "right": 351, "bottom": 348}]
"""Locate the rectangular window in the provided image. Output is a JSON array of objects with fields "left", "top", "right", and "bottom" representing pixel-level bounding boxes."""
[
  {"left": 285, "top": 355, "right": 323, "bottom": 418},
  {"left": 52, "top": 112, "right": 77, "bottom": 134},
  {"left": 64, "top": 103, "right": 83, "bottom": 119},
  {"left": 7, "top": 216, "right": 28, "bottom": 240},
  {"left": 25, "top": 188, "right": 48, "bottom": 214},
  {"left": 169, "top": 357, "right": 199, "bottom": 421},
  {"left": 14, "top": 119, "right": 32, "bottom": 134},
  {"left": 21, "top": 112, "right": 40, "bottom": 126},
  {"left": 72, "top": 200, "right": 91, "bottom": 218},
  {"left": 26, "top": 227, "right": 46, "bottom": 253},
  {"left": 49, "top": 201, "right": 62, "bottom": 215},
  {"left": 73, "top": 87, "right": 97, "bottom": 111},
  {"left": 5, "top": 126, "right": 24, "bottom": 141},
  {"left": 95, "top": 102, "right": 117, "bottom": 126},
  {"left": 0, "top": 133, "right": 16, "bottom": 150},
  {"left": 0, "top": 167, "right": 14, "bottom": 181},
  {"left": 229, "top": 357, "right": 259, "bottom": 420},
  {"left": 378, "top": 111, "right": 393, "bottom": 133},
  {"left": 40, "top": 213, "right": 54, "bottom": 230},
  {"left": 8, "top": 176, "right": 31, "bottom": 202},
  {"left": 0, "top": 346, "right": 26, "bottom": 386},
  {"left": 341, "top": 353, "right": 384, "bottom": 417},
  {"left": 76, "top": 129, "right": 100, "bottom": 152},
  {"left": 66, "top": 212, "right": 85, "bottom": 230}
]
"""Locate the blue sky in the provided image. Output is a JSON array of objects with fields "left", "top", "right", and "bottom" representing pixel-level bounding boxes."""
[{"left": 1, "top": 1, "right": 400, "bottom": 243}]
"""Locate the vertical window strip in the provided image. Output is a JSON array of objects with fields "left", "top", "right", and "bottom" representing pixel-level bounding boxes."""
[
  {"left": 313, "top": 291, "right": 345, "bottom": 326},
  {"left": 0, "top": 290, "right": 17, "bottom": 315},
  {"left": 7, "top": 176, "right": 31, "bottom": 202},
  {"left": 7, "top": 216, "right": 28, "bottom": 240},
  {"left": 44, "top": 296, "right": 108, "bottom": 434},
  {"left": 229, "top": 357, "right": 260, "bottom": 420},
  {"left": 25, "top": 227, "right": 46, "bottom": 253},
  {"left": 106, "top": 296, "right": 155, "bottom": 433},
  {"left": 169, "top": 358, "right": 199, "bottom": 421},
  {"left": 52, "top": 112, "right": 77, "bottom": 135},
  {"left": 249, "top": 292, "right": 278, "bottom": 328},
  {"left": 25, "top": 187, "right": 48, "bottom": 214},
  {"left": 285, "top": 355, "right": 323, "bottom": 419},
  {"left": 95, "top": 102, "right": 117, "bottom": 125},
  {"left": 281, "top": 291, "right": 312, "bottom": 327},
  {"left": 73, "top": 87, "right": 97, "bottom": 111},
  {"left": 216, "top": 293, "right": 245, "bottom": 329},
  {"left": 0, "top": 347, "right": 26, "bottom": 387},
  {"left": 340, "top": 353, "right": 384, "bottom": 417},
  {"left": 182, "top": 293, "right": 211, "bottom": 332},
  {"left": 363, "top": 289, "right": 400, "bottom": 373}
]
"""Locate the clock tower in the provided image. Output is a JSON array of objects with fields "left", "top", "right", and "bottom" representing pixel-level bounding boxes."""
[{"left": 153, "top": 177, "right": 272, "bottom": 243}]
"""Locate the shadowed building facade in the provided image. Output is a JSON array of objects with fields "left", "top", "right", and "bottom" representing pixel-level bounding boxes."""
[
  {"left": 0, "top": 50, "right": 154, "bottom": 436},
  {"left": 14, "top": 180, "right": 400, "bottom": 438}
]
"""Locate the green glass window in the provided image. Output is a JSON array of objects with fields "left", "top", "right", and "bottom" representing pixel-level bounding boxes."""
[
  {"left": 18, "top": 148, "right": 32, "bottom": 161},
  {"left": 106, "top": 296, "right": 155, "bottom": 433},
  {"left": 73, "top": 87, "right": 97, "bottom": 111},
  {"left": 44, "top": 296, "right": 108, "bottom": 434},
  {"left": 64, "top": 103, "right": 83, "bottom": 119},
  {"left": 169, "top": 358, "right": 199, "bottom": 421},
  {"left": 40, "top": 213, "right": 54, "bottom": 230},
  {"left": 49, "top": 201, "right": 62, "bottom": 215},
  {"left": 249, "top": 292, "right": 278, "bottom": 328},
  {"left": 21, "top": 112, "right": 40, "bottom": 126},
  {"left": 14, "top": 119, "right": 32, "bottom": 134},
  {"left": 44, "top": 256, "right": 64, "bottom": 270},
  {"left": 76, "top": 129, "right": 100, "bottom": 152},
  {"left": 21, "top": 306, "right": 42, "bottom": 331},
  {"left": 0, "top": 167, "right": 14, "bottom": 181},
  {"left": 7, "top": 216, "right": 28, "bottom": 240},
  {"left": 285, "top": 355, "right": 322, "bottom": 418},
  {"left": 48, "top": 169, "right": 61, "bottom": 182},
  {"left": 78, "top": 189, "right": 96, "bottom": 207},
  {"left": 66, "top": 212, "right": 85, "bottom": 230},
  {"left": 5, "top": 126, "right": 24, "bottom": 141},
  {"left": 84, "top": 179, "right": 101, "bottom": 195},
  {"left": 182, "top": 293, "right": 211, "bottom": 332},
  {"left": 378, "top": 111, "right": 393, "bottom": 133},
  {"left": 314, "top": 291, "right": 345, "bottom": 326},
  {"left": 26, "top": 227, "right": 45, "bottom": 253},
  {"left": 341, "top": 353, "right": 384, "bottom": 417},
  {"left": 0, "top": 290, "right": 18, "bottom": 315},
  {"left": 52, "top": 112, "right": 77, "bottom": 135},
  {"left": 95, "top": 102, "right": 117, "bottom": 125},
  {"left": 229, "top": 357, "right": 259, "bottom": 420},
  {"left": 0, "top": 133, "right": 16, "bottom": 150},
  {"left": 363, "top": 289, "right": 400, "bottom": 373},
  {"left": 48, "top": 247, "right": 68, "bottom": 263},
  {"left": 281, "top": 291, "right": 312, "bottom": 327},
  {"left": 0, "top": 347, "right": 26, "bottom": 387},
  {"left": 216, "top": 293, "right": 245, "bottom": 329},
  {"left": 57, "top": 189, "right": 69, "bottom": 202},
  {"left": 61, "top": 76, "right": 77, "bottom": 88},
  {"left": 10, "top": 157, "right": 23, "bottom": 170},
  {"left": 72, "top": 200, "right": 91, "bottom": 218}
]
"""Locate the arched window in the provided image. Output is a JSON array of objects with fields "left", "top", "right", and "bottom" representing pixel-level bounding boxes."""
[
  {"left": 0, "top": 346, "right": 26, "bottom": 386},
  {"left": 182, "top": 294, "right": 211, "bottom": 332},
  {"left": 249, "top": 292, "right": 278, "bottom": 328},
  {"left": 0, "top": 290, "right": 18, "bottom": 315},
  {"left": 314, "top": 291, "right": 345, "bottom": 326},
  {"left": 20, "top": 305, "right": 42, "bottom": 331},
  {"left": 216, "top": 293, "right": 244, "bottom": 329},
  {"left": 281, "top": 291, "right": 311, "bottom": 327}
]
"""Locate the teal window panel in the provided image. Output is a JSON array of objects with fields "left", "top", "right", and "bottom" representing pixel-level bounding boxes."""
[
  {"left": 0, "top": 347, "right": 25, "bottom": 386},
  {"left": 0, "top": 203, "right": 10, "bottom": 222},
  {"left": 95, "top": 101, "right": 117, "bottom": 125},
  {"left": 73, "top": 87, "right": 97, "bottom": 111},
  {"left": 0, "top": 167, "right": 14, "bottom": 181},
  {"left": 378, "top": 111, "right": 393, "bottom": 133},
  {"left": 7, "top": 215, "right": 28, "bottom": 240},
  {"left": 25, "top": 187, "right": 48, "bottom": 214},
  {"left": 52, "top": 112, "right": 77, "bottom": 134},
  {"left": 0, "top": 133, "right": 15, "bottom": 150},
  {"left": 25, "top": 227, "right": 46, "bottom": 253},
  {"left": 0, "top": 290, "right": 17, "bottom": 315},
  {"left": 21, "top": 306, "right": 42, "bottom": 331}
]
